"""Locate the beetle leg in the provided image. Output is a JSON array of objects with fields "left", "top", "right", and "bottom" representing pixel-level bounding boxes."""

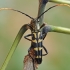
[
  {"left": 24, "top": 34, "right": 33, "bottom": 41},
  {"left": 42, "top": 45, "right": 48, "bottom": 56}
]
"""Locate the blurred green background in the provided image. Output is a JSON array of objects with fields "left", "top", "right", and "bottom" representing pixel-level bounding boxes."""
[{"left": 0, "top": 0, "right": 70, "bottom": 70}]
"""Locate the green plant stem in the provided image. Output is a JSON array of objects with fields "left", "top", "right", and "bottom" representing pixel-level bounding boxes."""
[
  {"left": 37, "top": 0, "right": 48, "bottom": 26},
  {"left": 0, "top": 24, "right": 28, "bottom": 70},
  {"left": 49, "top": 0, "right": 70, "bottom": 4},
  {"left": 38, "top": 4, "right": 46, "bottom": 26},
  {"left": 49, "top": 25, "right": 70, "bottom": 34}
]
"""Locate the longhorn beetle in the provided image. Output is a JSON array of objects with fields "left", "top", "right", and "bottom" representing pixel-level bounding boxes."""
[
  {"left": 0, "top": 3, "right": 70, "bottom": 70},
  {"left": 24, "top": 20, "right": 49, "bottom": 64}
]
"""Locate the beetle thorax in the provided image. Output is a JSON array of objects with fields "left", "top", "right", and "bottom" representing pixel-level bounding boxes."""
[{"left": 30, "top": 19, "right": 40, "bottom": 31}]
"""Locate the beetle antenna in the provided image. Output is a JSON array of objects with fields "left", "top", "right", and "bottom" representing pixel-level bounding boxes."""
[
  {"left": 37, "top": 4, "right": 70, "bottom": 19},
  {"left": 0, "top": 8, "right": 34, "bottom": 20}
]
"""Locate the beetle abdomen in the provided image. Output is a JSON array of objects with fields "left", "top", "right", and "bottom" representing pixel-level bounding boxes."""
[
  {"left": 34, "top": 48, "right": 42, "bottom": 64},
  {"left": 35, "top": 58, "right": 42, "bottom": 64}
]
